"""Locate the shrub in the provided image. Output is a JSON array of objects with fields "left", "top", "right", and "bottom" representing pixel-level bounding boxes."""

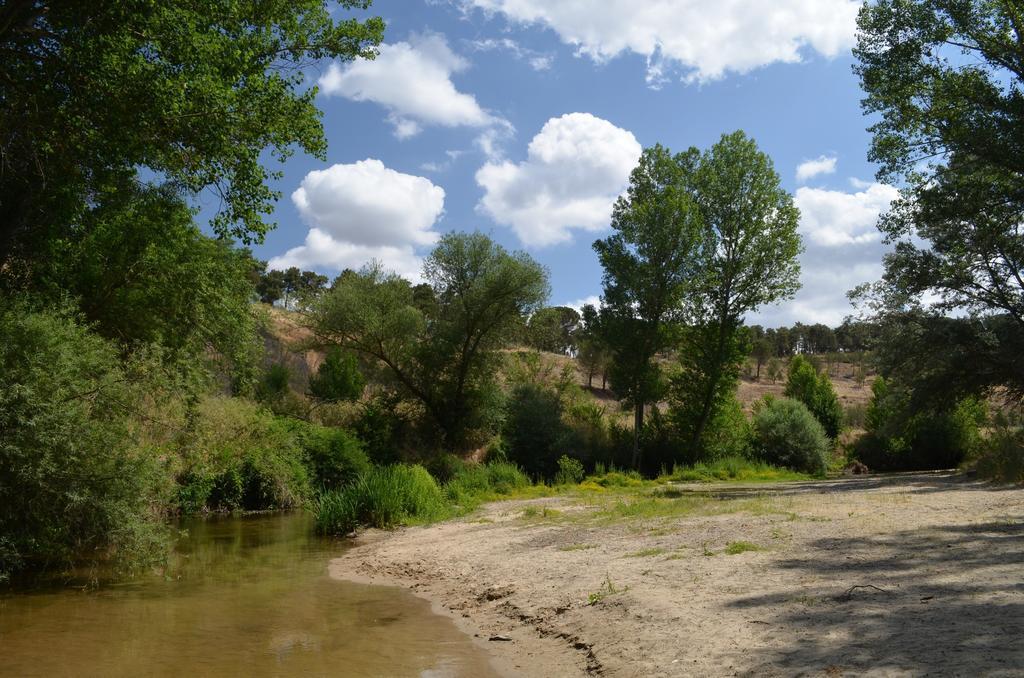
[
  {"left": 785, "top": 355, "right": 843, "bottom": 439},
  {"left": 257, "top": 363, "right": 291, "bottom": 401},
  {"left": 308, "top": 348, "right": 365, "bottom": 403},
  {"left": 314, "top": 464, "right": 448, "bottom": 534},
  {"left": 853, "top": 377, "right": 986, "bottom": 471},
  {"left": 503, "top": 383, "right": 572, "bottom": 479},
  {"left": 175, "top": 397, "right": 312, "bottom": 512},
  {"left": 0, "top": 303, "right": 172, "bottom": 580},
  {"left": 444, "top": 460, "right": 532, "bottom": 508},
  {"left": 293, "top": 422, "right": 370, "bottom": 491},
  {"left": 699, "top": 396, "right": 752, "bottom": 462},
  {"left": 554, "top": 455, "right": 585, "bottom": 485},
  {"left": 750, "top": 397, "right": 829, "bottom": 475},
  {"left": 973, "top": 425, "right": 1024, "bottom": 484},
  {"left": 668, "top": 456, "right": 810, "bottom": 483}
]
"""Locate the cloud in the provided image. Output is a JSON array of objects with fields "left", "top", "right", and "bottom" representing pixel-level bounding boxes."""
[
  {"left": 795, "top": 183, "right": 899, "bottom": 247},
  {"left": 269, "top": 159, "right": 445, "bottom": 279},
  {"left": 796, "top": 155, "right": 838, "bottom": 183},
  {"left": 475, "top": 112, "right": 642, "bottom": 247},
  {"left": 563, "top": 295, "right": 603, "bottom": 313},
  {"left": 318, "top": 32, "right": 503, "bottom": 138},
  {"left": 748, "top": 181, "right": 898, "bottom": 327},
  {"left": 467, "top": 37, "right": 554, "bottom": 70},
  {"left": 462, "top": 0, "right": 860, "bottom": 84}
]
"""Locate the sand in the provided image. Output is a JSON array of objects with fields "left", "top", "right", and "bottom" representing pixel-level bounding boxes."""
[{"left": 330, "top": 472, "right": 1023, "bottom": 677}]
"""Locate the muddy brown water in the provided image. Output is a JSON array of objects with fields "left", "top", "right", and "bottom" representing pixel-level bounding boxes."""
[{"left": 0, "top": 512, "right": 501, "bottom": 677}]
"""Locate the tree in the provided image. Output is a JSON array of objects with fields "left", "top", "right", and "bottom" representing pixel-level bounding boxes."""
[
  {"left": 527, "top": 306, "right": 581, "bottom": 354},
  {"left": 749, "top": 325, "right": 772, "bottom": 380},
  {"left": 853, "top": 0, "right": 1024, "bottom": 402},
  {"left": 308, "top": 348, "right": 365, "bottom": 403},
  {"left": 0, "top": 1, "right": 384, "bottom": 264},
  {"left": 576, "top": 304, "right": 612, "bottom": 389},
  {"left": 310, "top": 232, "right": 549, "bottom": 450},
  {"left": 784, "top": 355, "right": 843, "bottom": 439},
  {"left": 594, "top": 145, "right": 705, "bottom": 468},
  {"left": 671, "top": 131, "right": 803, "bottom": 456},
  {"left": 21, "top": 177, "right": 261, "bottom": 386}
]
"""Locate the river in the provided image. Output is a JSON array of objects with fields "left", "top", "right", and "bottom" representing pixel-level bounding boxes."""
[{"left": 0, "top": 512, "right": 502, "bottom": 677}]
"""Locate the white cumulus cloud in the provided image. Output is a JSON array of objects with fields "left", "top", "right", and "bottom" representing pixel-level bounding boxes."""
[
  {"left": 796, "top": 155, "right": 838, "bottom": 183},
  {"left": 463, "top": 0, "right": 860, "bottom": 84},
  {"left": 475, "top": 113, "right": 642, "bottom": 247},
  {"left": 795, "top": 183, "right": 899, "bottom": 247},
  {"left": 749, "top": 181, "right": 898, "bottom": 327},
  {"left": 318, "top": 32, "right": 503, "bottom": 138},
  {"left": 269, "top": 159, "right": 445, "bottom": 279}
]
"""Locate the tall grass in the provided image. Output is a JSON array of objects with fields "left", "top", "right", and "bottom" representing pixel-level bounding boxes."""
[
  {"left": 666, "top": 456, "right": 812, "bottom": 483},
  {"left": 314, "top": 461, "right": 534, "bottom": 534},
  {"left": 314, "top": 465, "right": 448, "bottom": 535}
]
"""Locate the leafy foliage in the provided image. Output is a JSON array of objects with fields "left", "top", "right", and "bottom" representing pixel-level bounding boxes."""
[
  {"left": 0, "top": 1, "right": 384, "bottom": 262},
  {"left": 594, "top": 145, "right": 705, "bottom": 465},
  {"left": 853, "top": 0, "right": 1024, "bottom": 405},
  {"left": 14, "top": 178, "right": 262, "bottom": 386},
  {"left": 853, "top": 377, "right": 986, "bottom": 471},
  {"left": 311, "top": 232, "right": 549, "bottom": 450},
  {"left": 750, "top": 397, "right": 829, "bottom": 476},
  {"left": 309, "top": 348, "right": 365, "bottom": 403},
  {"left": 0, "top": 303, "right": 176, "bottom": 579},
  {"left": 503, "top": 383, "right": 573, "bottom": 480},
  {"left": 784, "top": 355, "right": 843, "bottom": 439},
  {"left": 671, "top": 131, "right": 802, "bottom": 454}
]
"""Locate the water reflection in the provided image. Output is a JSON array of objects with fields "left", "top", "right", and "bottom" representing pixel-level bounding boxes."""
[{"left": 0, "top": 513, "right": 500, "bottom": 677}]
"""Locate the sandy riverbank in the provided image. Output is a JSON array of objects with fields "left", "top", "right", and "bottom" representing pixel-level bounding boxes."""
[{"left": 330, "top": 472, "right": 1023, "bottom": 677}]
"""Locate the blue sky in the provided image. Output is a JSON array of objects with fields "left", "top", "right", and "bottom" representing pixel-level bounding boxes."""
[{"left": 224, "top": 0, "right": 899, "bottom": 327}]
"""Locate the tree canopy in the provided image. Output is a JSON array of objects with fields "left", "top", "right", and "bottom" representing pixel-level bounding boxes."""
[
  {"left": 854, "top": 0, "right": 1024, "bottom": 403},
  {"left": 310, "top": 232, "right": 549, "bottom": 450},
  {"left": 0, "top": 1, "right": 384, "bottom": 263}
]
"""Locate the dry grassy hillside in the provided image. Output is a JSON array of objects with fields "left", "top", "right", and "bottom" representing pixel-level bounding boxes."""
[{"left": 259, "top": 306, "right": 873, "bottom": 418}]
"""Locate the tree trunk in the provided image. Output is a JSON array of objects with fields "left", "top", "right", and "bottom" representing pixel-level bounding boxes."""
[
  {"left": 587, "top": 369, "right": 594, "bottom": 388},
  {"left": 602, "top": 373, "right": 607, "bottom": 390},
  {"left": 755, "top": 358, "right": 762, "bottom": 380}
]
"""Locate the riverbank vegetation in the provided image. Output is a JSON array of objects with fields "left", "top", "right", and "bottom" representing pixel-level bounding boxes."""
[{"left": 2, "top": 0, "right": 1022, "bottom": 585}]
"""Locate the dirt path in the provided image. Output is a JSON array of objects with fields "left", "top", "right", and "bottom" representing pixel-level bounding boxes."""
[{"left": 329, "top": 472, "right": 1024, "bottom": 677}]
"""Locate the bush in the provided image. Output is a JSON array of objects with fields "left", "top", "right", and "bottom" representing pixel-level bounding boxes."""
[
  {"left": 554, "top": 455, "right": 585, "bottom": 485},
  {"left": 175, "top": 397, "right": 312, "bottom": 512},
  {"left": 853, "top": 377, "right": 986, "bottom": 471},
  {"left": 503, "top": 383, "right": 572, "bottom": 479},
  {"left": 292, "top": 422, "right": 370, "bottom": 491},
  {"left": 444, "top": 460, "right": 532, "bottom": 508},
  {"left": 314, "top": 464, "right": 448, "bottom": 534},
  {"left": 308, "top": 348, "right": 365, "bottom": 403},
  {"left": 973, "top": 425, "right": 1024, "bottom": 484},
  {"left": 0, "top": 303, "right": 173, "bottom": 580},
  {"left": 785, "top": 355, "right": 843, "bottom": 438},
  {"left": 750, "top": 397, "right": 829, "bottom": 475}
]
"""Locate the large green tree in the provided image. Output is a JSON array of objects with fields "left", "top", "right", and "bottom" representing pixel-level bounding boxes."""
[
  {"left": 23, "top": 177, "right": 262, "bottom": 386},
  {"left": 0, "top": 1, "right": 384, "bottom": 264},
  {"left": 594, "top": 145, "right": 705, "bottom": 468},
  {"left": 854, "top": 0, "right": 1024, "bottom": 400},
  {"left": 310, "top": 232, "right": 549, "bottom": 450},
  {"left": 671, "top": 131, "right": 802, "bottom": 455}
]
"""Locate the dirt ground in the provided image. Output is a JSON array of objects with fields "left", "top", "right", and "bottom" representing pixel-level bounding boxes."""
[{"left": 330, "top": 472, "right": 1023, "bottom": 677}]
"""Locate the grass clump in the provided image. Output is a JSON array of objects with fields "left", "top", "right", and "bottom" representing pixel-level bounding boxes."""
[
  {"left": 624, "top": 547, "right": 667, "bottom": 558},
  {"left": 559, "top": 543, "right": 597, "bottom": 552},
  {"left": 724, "top": 541, "right": 764, "bottom": 555},
  {"left": 666, "top": 455, "right": 811, "bottom": 483},
  {"left": 444, "top": 460, "right": 533, "bottom": 511},
  {"left": 314, "top": 464, "right": 448, "bottom": 535}
]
